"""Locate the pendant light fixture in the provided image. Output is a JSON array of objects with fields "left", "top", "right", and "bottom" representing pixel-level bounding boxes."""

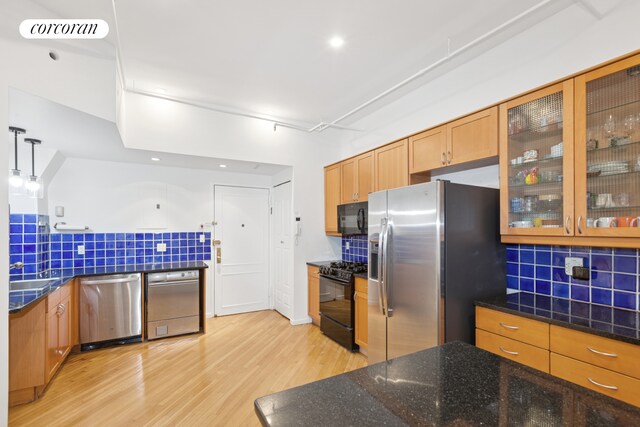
[
  {"left": 24, "top": 137, "right": 43, "bottom": 198},
  {"left": 8, "top": 126, "right": 26, "bottom": 192}
]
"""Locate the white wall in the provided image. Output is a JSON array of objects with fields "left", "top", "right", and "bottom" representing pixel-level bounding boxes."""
[
  {"left": 0, "top": 32, "right": 116, "bottom": 423},
  {"left": 47, "top": 157, "right": 274, "bottom": 316},
  {"left": 336, "top": 1, "right": 640, "bottom": 189},
  {"left": 119, "top": 92, "right": 343, "bottom": 324}
]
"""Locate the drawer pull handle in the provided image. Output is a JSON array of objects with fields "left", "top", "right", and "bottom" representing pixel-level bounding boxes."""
[
  {"left": 499, "top": 346, "right": 519, "bottom": 356},
  {"left": 587, "top": 347, "right": 618, "bottom": 358},
  {"left": 588, "top": 377, "right": 618, "bottom": 391},
  {"left": 499, "top": 322, "right": 519, "bottom": 330}
]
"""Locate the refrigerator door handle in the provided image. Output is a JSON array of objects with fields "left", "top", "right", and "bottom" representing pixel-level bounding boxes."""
[
  {"left": 378, "top": 218, "right": 388, "bottom": 316},
  {"left": 384, "top": 221, "right": 393, "bottom": 317}
]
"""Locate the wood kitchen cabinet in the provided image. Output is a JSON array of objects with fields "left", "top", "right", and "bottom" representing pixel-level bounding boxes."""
[
  {"left": 477, "top": 306, "right": 640, "bottom": 407},
  {"left": 324, "top": 163, "right": 341, "bottom": 235},
  {"left": 374, "top": 139, "right": 409, "bottom": 191},
  {"left": 46, "top": 283, "right": 73, "bottom": 383},
  {"left": 499, "top": 81, "right": 575, "bottom": 238},
  {"left": 9, "top": 299, "right": 46, "bottom": 406},
  {"left": 409, "top": 107, "right": 498, "bottom": 174},
  {"left": 502, "top": 53, "right": 640, "bottom": 247},
  {"left": 341, "top": 151, "right": 374, "bottom": 203},
  {"left": 354, "top": 277, "right": 368, "bottom": 351},
  {"left": 308, "top": 266, "right": 320, "bottom": 326}
]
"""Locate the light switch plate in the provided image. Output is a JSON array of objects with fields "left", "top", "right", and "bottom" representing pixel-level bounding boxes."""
[
  {"left": 156, "top": 243, "right": 167, "bottom": 253},
  {"left": 345, "top": 242, "right": 350, "bottom": 250},
  {"left": 565, "top": 257, "right": 584, "bottom": 276},
  {"left": 199, "top": 234, "right": 205, "bottom": 243},
  {"left": 77, "top": 245, "right": 85, "bottom": 255}
]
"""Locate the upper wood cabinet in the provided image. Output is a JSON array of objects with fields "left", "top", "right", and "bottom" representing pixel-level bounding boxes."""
[
  {"left": 447, "top": 107, "right": 498, "bottom": 165},
  {"left": 409, "top": 126, "right": 446, "bottom": 173},
  {"left": 499, "top": 81, "right": 575, "bottom": 237},
  {"left": 409, "top": 107, "right": 498, "bottom": 174},
  {"left": 574, "top": 53, "right": 640, "bottom": 239},
  {"left": 341, "top": 151, "right": 375, "bottom": 203},
  {"left": 375, "top": 139, "right": 409, "bottom": 191},
  {"left": 324, "top": 163, "right": 341, "bottom": 235}
]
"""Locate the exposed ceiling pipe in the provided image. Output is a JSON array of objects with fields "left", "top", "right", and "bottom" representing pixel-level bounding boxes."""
[
  {"left": 315, "top": 0, "right": 558, "bottom": 131},
  {"left": 112, "top": 0, "right": 566, "bottom": 134}
]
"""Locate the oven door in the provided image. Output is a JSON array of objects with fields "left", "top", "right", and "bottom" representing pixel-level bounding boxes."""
[
  {"left": 338, "top": 202, "right": 368, "bottom": 235},
  {"left": 319, "top": 275, "right": 353, "bottom": 328}
]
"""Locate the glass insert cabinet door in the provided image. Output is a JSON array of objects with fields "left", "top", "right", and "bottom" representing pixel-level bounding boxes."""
[
  {"left": 500, "top": 81, "right": 575, "bottom": 236},
  {"left": 575, "top": 54, "right": 640, "bottom": 237}
]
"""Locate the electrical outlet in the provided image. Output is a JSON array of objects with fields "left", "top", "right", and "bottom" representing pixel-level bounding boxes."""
[
  {"left": 156, "top": 243, "right": 167, "bottom": 253},
  {"left": 565, "top": 257, "right": 584, "bottom": 276},
  {"left": 199, "top": 234, "right": 205, "bottom": 243},
  {"left": 77, "top": 245, "right": 85, "bottom": 255},
  {"left": 346, "top": 242, "right": 350, "bottom": 250}
]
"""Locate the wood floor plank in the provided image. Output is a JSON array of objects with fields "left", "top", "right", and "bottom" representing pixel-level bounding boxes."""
[{"left": 8, "top": 310, "right": 367, "bottom": 426}]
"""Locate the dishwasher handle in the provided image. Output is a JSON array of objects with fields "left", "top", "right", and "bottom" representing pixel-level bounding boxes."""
[
  {"left": 148, "top": 279, "right": 199, "bottom": 287},
  {"left": 81, "top": 276, "right": 140, "bottom": 285}
]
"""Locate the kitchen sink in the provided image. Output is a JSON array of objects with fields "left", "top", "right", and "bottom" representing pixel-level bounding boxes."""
[{"left": 9, "top": 278, "right": 59, "bottom": 292}]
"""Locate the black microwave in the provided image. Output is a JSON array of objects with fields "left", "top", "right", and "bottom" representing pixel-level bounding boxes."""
[{"left": 338, "top": 202, "right": 367, "bottom": 235}]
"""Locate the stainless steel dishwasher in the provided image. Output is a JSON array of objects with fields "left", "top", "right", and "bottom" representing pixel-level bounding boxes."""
[
  {"left": 80, "top": 273, "right": 142, "bottom": 350},
  {"left": 146, "top": 270, "right": 200, "bottom": 340}
]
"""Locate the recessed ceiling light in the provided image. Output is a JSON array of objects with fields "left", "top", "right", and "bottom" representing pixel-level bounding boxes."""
[
  {"left": 329, "top": 36, "right": 345, "bottom": 49},
  {"left": 151, "top": 157, "right": 161, "bottom": 161},
  {"left": 154, "top": 88, "right": 167, "bottom": 94},
  {"left": 219, "top": 164, "right": 227, "bottom": 168}
]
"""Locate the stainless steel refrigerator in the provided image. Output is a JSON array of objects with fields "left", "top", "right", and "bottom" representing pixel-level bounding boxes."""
[{"left": 368, "top": 181, "right": 505, "bottom": 364}]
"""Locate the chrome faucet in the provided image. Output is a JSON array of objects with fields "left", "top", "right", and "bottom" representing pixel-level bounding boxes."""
[{"left": 10, "top": 262, "right": 24, "bottom": 270}]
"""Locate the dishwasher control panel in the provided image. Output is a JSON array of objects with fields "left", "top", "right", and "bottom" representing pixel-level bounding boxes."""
[{"left": 147, "top": 270, "right": 199, "bottom": 284}]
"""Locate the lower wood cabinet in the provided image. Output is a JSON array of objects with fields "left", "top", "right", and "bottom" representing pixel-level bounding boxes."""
[
  {"left": 9, "top": 299, "right": 46, "bottom": 406},
  {"left": 476, "top": 306, "right": 640, "bottom": 406},
  {"left": 307, "top": 266, "right": 320, "bottom": 326},
  {"left": 354, "top": 277, "right": 368, "bottom": 351},
  {"left": 476, "top": 328, "right": 549, "bottom": 373},
  {"left": 551, "top": 353, "right": 640, "bottom": 407},
  {"left": 46, "top": 283, "right": 72, "bottom": 382}
]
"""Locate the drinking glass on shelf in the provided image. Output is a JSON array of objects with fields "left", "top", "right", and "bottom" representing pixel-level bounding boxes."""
[
  {"left": 623, "top": 114, "right": 636, "bottom": 139},
  {"left": 603, "top": 114, "right": 616, "bottom": 142}
]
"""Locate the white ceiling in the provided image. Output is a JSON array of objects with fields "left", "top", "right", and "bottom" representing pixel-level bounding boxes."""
[
  {"left": 20, "top": 0, "right": 590, "bottom": 127},
  {"left": 9, "top": 89, "right": 288, "bottom": 175}
]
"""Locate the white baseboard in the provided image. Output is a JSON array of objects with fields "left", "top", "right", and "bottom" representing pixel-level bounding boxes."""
[{"left": 290, "top": 316, "right": 312, "bottom": 326}]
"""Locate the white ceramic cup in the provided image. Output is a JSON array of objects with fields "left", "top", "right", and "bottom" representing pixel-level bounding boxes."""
[
  {"left": 586, "top": 218, "right": 595, "bottom": 228},
  {"left": 594, "top": 217, "right": 617, "bottom": 228}
]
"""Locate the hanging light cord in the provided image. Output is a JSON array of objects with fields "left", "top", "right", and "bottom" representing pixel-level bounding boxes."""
[
  {"left": 8, "top": 126, "right": 26, "bottom": 171},
  {"left": 24, "top": 138, "right": 42, "bottom": 178}
]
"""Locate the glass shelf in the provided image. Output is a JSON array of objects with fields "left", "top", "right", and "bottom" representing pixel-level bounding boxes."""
[
  {"left": 588, "top": 205, "right": 640, "bottom": 212},
  {"left": 587, "top": 139, "right": 640, "bottom": 156},
  {"left": 510, "top": 156, "right": 563, "bottom": 169},
  {"left": 508, "top": 126, "right": 563, "bottom": 143},
  {"left": 586, "top": 98, "right": 640, "bottom": 117},
  {"left": 586, "top": 170, "right": 640, "bottom": 182},
  {"left": 509, "top": 181, "right": 563, "bottom": 190}
]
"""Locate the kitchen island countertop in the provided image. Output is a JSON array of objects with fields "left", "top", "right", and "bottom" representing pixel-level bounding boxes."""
[{"left": 254, "top": 341, "right": 640, "bottom": 426}]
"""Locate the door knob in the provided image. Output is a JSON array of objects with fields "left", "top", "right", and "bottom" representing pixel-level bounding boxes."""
[{"left": 213, "top": 239, "right": 221, "bottom": 245}]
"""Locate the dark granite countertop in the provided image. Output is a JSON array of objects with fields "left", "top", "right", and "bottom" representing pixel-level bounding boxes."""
[
  {"left": 9, "top": 261, "right": 209, "bottom": 315},
  {"left": 476, "top": 292, "right": 640, "bottom": 345},
  {"left": 306, "top": 260, "right": 338, "bottom": 268},
  {"left": 255, "top": 342, "right": 640, "bottom": 426}
]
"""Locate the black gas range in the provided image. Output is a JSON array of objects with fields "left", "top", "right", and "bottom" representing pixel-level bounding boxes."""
[{"left": 318, "top": 261, "right": 367, "bottom": 351}]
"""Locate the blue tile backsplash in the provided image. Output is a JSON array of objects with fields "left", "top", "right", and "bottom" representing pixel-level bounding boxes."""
[
  {"left": 507, "top": 244, "right": 639, "bottom": 311},
  {"left": 9, "top": 212, "right": 212, "bottom": 281},
  {"left": 342, "top": 235, "right": 367, "bottom": 263}
]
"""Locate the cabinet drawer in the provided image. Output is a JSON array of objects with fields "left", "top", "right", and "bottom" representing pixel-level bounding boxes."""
[
  {"left": 551, "top": 353, "right": 640, "bottom": 407},
  {"left": 355, "top": 278, "right": 368, "bottom": 294},
  {"left": 550, "top": 325, "right": 640, "bottom": 380},
  {"left": 476, "top": 329, "right": 549, "bottom": 373},
  {"left": 476, "top": 307, "right": 549, "bottom": 349}
]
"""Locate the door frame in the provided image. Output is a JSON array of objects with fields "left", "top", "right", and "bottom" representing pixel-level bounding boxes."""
[{"left": 212, "top": 184, "right": 272, "bottom": 317}]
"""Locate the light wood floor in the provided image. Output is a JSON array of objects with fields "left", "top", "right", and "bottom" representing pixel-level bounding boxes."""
[{"left": 9, "top": 311, "right": 367, "bottom": 426}]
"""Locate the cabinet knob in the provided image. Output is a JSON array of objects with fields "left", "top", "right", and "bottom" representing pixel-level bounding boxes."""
[{"left": 441, "top": 152, "right": 446, "bottom": 165}]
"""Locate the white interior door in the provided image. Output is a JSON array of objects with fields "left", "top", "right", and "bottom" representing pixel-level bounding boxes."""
[
  {"left": 214, "top": 186, "right": 270, "bottom": 316},
  {"left": 272, "top": 181, "right": 293, "bottom": 319}
]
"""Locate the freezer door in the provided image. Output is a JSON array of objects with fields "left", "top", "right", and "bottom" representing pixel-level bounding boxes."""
[
  {"left": 387, "top": 182, "right": 442, "bottom": 360},
  {"left": 367, "top": 189, "right": 388, "bottom": 364}
]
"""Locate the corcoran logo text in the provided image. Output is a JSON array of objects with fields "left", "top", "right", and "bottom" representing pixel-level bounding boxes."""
[{"left": 20, "top": 19, "right": 109, "bottom": 39}]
